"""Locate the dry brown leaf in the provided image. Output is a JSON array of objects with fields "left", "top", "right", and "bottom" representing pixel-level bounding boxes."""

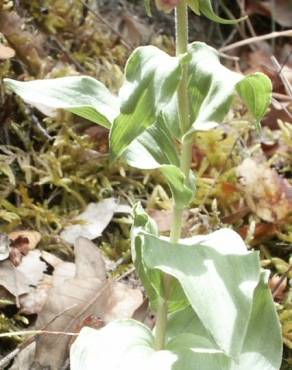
[
  {"left": 9, "top": 230, "right": 41, "bottom": 251},
  {"left": 0, "top": 44, "right": 15, "bottom": 59},
  {"left": 0, "top": 250, "right": 46, "bottom": 298},
  {"left": 19, "top": 275, "right": 53, "bottom": 315},
  {"left": 237, "top": 158, "right": 292, "bottom": 222},
  {"left": 60, "top": 198, "right": 130, "bottom": 245},
  {"left": 31, "top": 237, "right": 142, "bottom": 369},
  {"left": 10, "top": 342, "right": 36, "bottom": 370}
]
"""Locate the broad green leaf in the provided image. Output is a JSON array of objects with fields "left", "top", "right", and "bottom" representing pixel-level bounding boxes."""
[
  {"left": 132, "top": 205, "right": 189, "bottom": 313},
  {"left": 174, "top": 42, "right": 272, "bottom": 138},
  {"left": 231, "top": 272, "right": 282, "bottom": 370},
  {"left": 70, "top": 320, "right": 177, "bottom": 370},
  {"left": 141, "top": 228, "right": 261, "bottom": 359},
  {"left": 199, "top": 0, "right": 246, "bottom": 24},
  {"left": 4, "top": 76, "right": 119, "bottom": 128},
  {"left": 167, "top": 305, "right": 213, "bottom": 341},
  {"left": 123, "top": 119, "right": 195, "bottom": 209},
  {"left": 167, "top": 274, "right": 282, "bottom": 370},
  {"left": 110, "top": 46, "right": 182, "bottom": 159},
  {"left": 188, "top": 0, "right": 200, "bottom": 15},
  {"left": 131, "top": 204, "right": 162, "bottom": 310},
  {"left": 70, "top": 320, "right": 231, "bottom": 370},
  {"left": 123, "top": 118, "right": 180, "bottom": 169},
  {"left": 167, "top": 333, "right": 231, "bottom": 370}
]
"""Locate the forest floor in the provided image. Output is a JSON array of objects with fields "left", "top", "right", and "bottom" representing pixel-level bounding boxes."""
[{"left": 0, "top": 0, "right": 291, "bottom": 369}]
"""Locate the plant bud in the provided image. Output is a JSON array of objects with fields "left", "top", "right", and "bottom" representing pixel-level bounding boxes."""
[{"left": 155, "top": 0, "right": 180, "bottom": 13}]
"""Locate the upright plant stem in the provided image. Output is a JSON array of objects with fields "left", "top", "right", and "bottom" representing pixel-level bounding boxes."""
[{"left": 155, "top": 0, "right": 191, "bottom": 351}]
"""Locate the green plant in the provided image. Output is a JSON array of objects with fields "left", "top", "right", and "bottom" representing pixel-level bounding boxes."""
[{"left": 4, "top": 0, "right": 282, "bottom": 369}]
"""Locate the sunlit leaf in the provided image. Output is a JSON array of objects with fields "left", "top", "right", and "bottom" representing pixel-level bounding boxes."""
[
  {"left": 123, "top": 118, "right": 180, "bottom": 170},
  {"left": 141, "top": 228, "right": 260, "bottom": 359},
  {"left": 4, "top": 76, "right": 119, "bottom": 128},
  {"left": 110, "top": 46, "right": 182, "bottom": 159},
  {"left": 167, "top": 273, "right": 282, "bottom": 370},
  {"left": 169, "top": 42, "right": 272, "bottom": 138},
  {"left": 231, "top": 272, "right": 282, "bottom": 370},
  {"left": 70, "top": 319, "right": 230, "bottom": 370}
]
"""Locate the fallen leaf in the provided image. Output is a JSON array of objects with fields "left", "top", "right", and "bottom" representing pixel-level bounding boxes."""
[
  {"left": 10, "top": 342, "right": 36, "bottom": 370},
  {"left": 0, "top": 44, "right": 15, "bottom": 59},
  {"left": 0, "top": 250, "right": 46, "bottom": 298},
  {"left": 31, "top": 237, "right": 142, "bottom": 369},
  {"left": 237, "top": 158, "right": 292, "bottom": 222},
  {"left": 246, "top": 0, "right": 292, "bottom": 27},
  {"left": 60, "top": 198, "right": 130, "bottom": 244},
  {"left": 19, "top": 275, "right": 53, "bottom": 315}
]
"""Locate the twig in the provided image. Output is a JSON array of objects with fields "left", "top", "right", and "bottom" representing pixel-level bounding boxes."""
[
  {"left": 271, "top": 55, "right": 292, "bottom": 97},
  {"left": 78, "top": 0, "right": 132, "bottom": 51},
  {"left": 0, "top": 330, "right": 78, "bottom": 338},
  {"left": 272, "top": 92, "right": 292, "bottom": 101},
  {"left": 220, "top": 30, "right": 292, "bottom": 52},
  {"left": 50, "top": 36, "right": 86, "bottom": 73}
]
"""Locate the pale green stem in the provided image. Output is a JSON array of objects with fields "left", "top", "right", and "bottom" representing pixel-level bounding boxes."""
[{"left": 154, "top": 0, "right": 191, "bottom": 351}]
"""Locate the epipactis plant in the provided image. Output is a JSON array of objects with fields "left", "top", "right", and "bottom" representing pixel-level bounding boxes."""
[{"left": 4, "top": 1, "right": 282, "bottom": 369}]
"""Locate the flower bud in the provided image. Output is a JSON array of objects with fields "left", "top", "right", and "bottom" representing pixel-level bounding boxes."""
[{"left": 155, "top": 0, "right": 180, "bottom": 13}]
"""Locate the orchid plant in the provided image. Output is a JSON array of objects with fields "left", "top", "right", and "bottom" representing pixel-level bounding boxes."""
[{"left": 4, "top": 1, "right": 282, "bottom": 369}]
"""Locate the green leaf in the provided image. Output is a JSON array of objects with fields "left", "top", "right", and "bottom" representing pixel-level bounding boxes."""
[
  {"left": 167, "top": 274, "right": 282, "bottom": 370},
  {"left": 167, "top": 305, "right": 213, "bottom": 342},
  {"left": 123, "top": 117, "right": 180, "bottom": 169},
  {"left": 132, "top": 205, "right": 189, "bottom": 313},
  {"left": 167, "top": 333, "right": 231, "bottom": 369},
  {"left": 141, "top": 228, "right": 261, "bottom": 360},
  {"left": 4, "top": 76, "right": 119, "bottom": 128},
  {"left": 177, "top": 42, "right": 272, "bottom": 138},
  {"left": 110, "top": 46, "right": 182, "bottom": 159},
  {"left": 122, "top": 114, "right": 195, "bottom": 210},
  {"left": 70, "top": 320, "right": 177, "bottom": 370},
  {"left": 70, "top": 319, "right": 230, "bottom": 370},
  {"left": 231, "top": 271, "right": 282, "bottom": 370},
  {"left": 199, "top": 0, "right": 246, "bottom": 24},
  {"left": 131, "top": 204, "right": 162, "bottom": 311},
  {"left": 236, "top": 73, "right": 272, "bottom": 130},
  {"left": 188, "top": 0, "right": 200, "bottom": 15}
]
